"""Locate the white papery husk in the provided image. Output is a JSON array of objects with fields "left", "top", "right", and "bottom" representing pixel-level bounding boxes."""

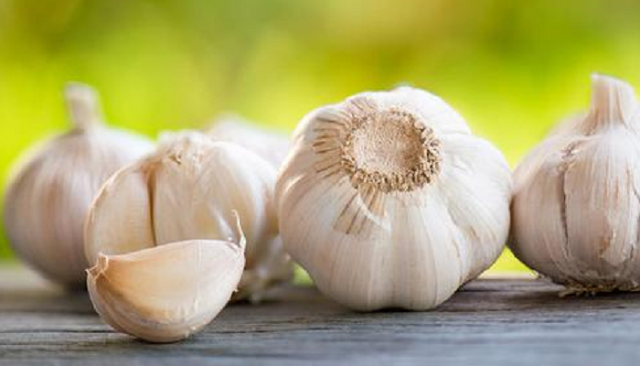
[
  {"left": 276, "top": 86, "right": 512, "bottom": 311},
  {"left": 511, "top": 74, "right": 640, "bottom": 293},
  {"left": 85, "top": 132, "right": 292, "bottom": 301},
  {"left": 2, "top": 83, "right": 153, "bottom": 287},
  {"left": 207, "top": 115, "right": 290, "bottom": 168}
]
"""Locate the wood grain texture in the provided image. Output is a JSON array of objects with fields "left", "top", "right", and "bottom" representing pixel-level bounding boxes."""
[{"left": 1, "top": 264, "right": 640, "bottom": 366}]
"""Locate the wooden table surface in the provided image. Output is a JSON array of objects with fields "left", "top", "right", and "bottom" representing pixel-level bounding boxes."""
[{"left": 1, "top": 264, "right": 640, "bottom": 366}]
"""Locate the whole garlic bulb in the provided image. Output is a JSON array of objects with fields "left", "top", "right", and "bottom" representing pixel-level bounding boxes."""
[
  {"left": 87, "top": 237, "right": 245, "bottom": 343},
  {"left": 276, "top": 86, "right": 511, "bottom": 311},
  {"left": 85, "top": 132, "right": 292, "bottom": 301},
  {"left": 207, "top": 115, "right": 290, "bottom": 168},
  {"left": 511, "top": 74, "right": 640, "bottom": 293},
  {"left": 2, "top": 83, "right": 153, "bottom": 287}
]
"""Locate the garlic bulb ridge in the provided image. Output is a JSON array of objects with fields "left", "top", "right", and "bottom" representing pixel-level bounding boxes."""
[
  {"left": 2, "top": 83, "right": 153, "bottom": 287},
  {"left": 277, "top": 86, "right": 511, "bottom": 311},
  {"left": 511, "top": 74, "right": 640, "bottom": 293}
]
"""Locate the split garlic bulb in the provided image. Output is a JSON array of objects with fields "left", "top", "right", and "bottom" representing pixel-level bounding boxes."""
[
  {"left": 511, "top": 74, "right": 640, "bottom": 293},
  {"left": 87, "top": 238, "right": 245, "bottom": 343},
  {"left": 2, "top": 83, "right": 153, "bottom": 287},
  {"left": 207, "top": 115, "right": 290, "bottom": 167},
  {"left": 85, "top": 132, "right": 292, "bottom": 301},
  {"left": 277, "top": 86, "right": 511, "bottom": 311}
]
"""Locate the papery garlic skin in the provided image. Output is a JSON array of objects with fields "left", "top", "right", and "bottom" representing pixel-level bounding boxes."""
[
  {"left": 277, "top": 86, "right": 511, "bottom": 311},
  {"left": 87, "top": 238, "right": 245, "bottom": 343},
  {"left": 511, "top": 74, "right": 640, "bottom": 293},
  {"left": 2, "top": 83, "right": 153, "bottom": 287},
  {"left": 85, "top": 132, "right": 292, "bottom": 301},
  {"left": 207, "top": 115, "right": 290, "bottom": 168}
]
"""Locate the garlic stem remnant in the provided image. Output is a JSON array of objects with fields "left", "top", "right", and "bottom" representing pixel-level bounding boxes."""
[
  {"left": 511, "top": 74, "right": 640, "bottom": 293},
  {"left": 87, "top": 238, "right": 245, "bottom": 343},
  {"left": 85, "top": 132, "right": 292, "bottom": 301},
  {"left": 207, "top": 115, "right": 290, "bottom": 168},
  {"left": 277, "top": 86, "right": 511, "bottom": 311},
  {"left": 2, "top": 83, "right": 153, "bottom": 287}
]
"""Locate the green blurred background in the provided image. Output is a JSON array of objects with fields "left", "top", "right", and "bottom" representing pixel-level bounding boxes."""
[{"left": 1, "top": 0, "right": 639, "bottom": 274}]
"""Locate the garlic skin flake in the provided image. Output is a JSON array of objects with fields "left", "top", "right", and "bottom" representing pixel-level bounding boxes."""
[
  {"left": 2, "top": 83, "right": 153, "bottom": 287},
  {"left": 85, "top": 132, "right": 292, "bottom": 301},
  {"left": 277, "top": 86, "right": 511, "bottom": 311},
  {"left": 87, "top": 238, "right": 245, "bottom": 343},
  {"left": 207, "top": 115, "right": 290, "bottom": 168},
  {"left": 511, "top": 74, "right": 640, "bottom": 293}
]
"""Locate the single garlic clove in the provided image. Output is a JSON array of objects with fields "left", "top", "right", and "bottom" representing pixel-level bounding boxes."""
[
  {"left": 3, "top": 82, "right": 153, "bottom": 287},
  {"left": 86, "top": 238, "right": 245, "bottom": 343},
  {"left": 277, "top": 86, "right": 511, "bottom": 311},
  {"left": 84, "top": 163, "right": 155, "bottom": 265},
  {"left": 511, "top": 74, "right": 640, "bottom": 292},
  {"left": 85, "top": 132, "right": 293, "bottom": 300},
  {"left": 207, "top": 115, "right": 290, "bottom": 168}
]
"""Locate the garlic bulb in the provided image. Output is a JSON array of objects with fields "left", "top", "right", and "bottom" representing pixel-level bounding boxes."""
[
  {"left": 2, "top": 83, "right": 153, "bottom": 287},
  {"left": 276, "top": 86, "right": 511, "bottom": 311},
  {"left": 207, "top": 115, "right": 290, "bottom": 168},
  {"left": 85, "top": 132, "right": 292, "bottom": 301},
  {"left": 511, "top": 74, "right": 640, "bottom": 293},
  {"left": 87, "top": 237, "right": 245, "bottom": 343}
]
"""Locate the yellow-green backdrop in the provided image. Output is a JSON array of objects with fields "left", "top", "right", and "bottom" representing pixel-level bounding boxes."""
[{"left": 1, "top": 0, "right": 640, "bottom": 273}]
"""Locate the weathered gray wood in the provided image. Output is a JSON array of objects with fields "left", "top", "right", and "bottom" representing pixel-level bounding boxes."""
[{"left": 1, "top": 264, "right": 640, "bottom": 366}]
